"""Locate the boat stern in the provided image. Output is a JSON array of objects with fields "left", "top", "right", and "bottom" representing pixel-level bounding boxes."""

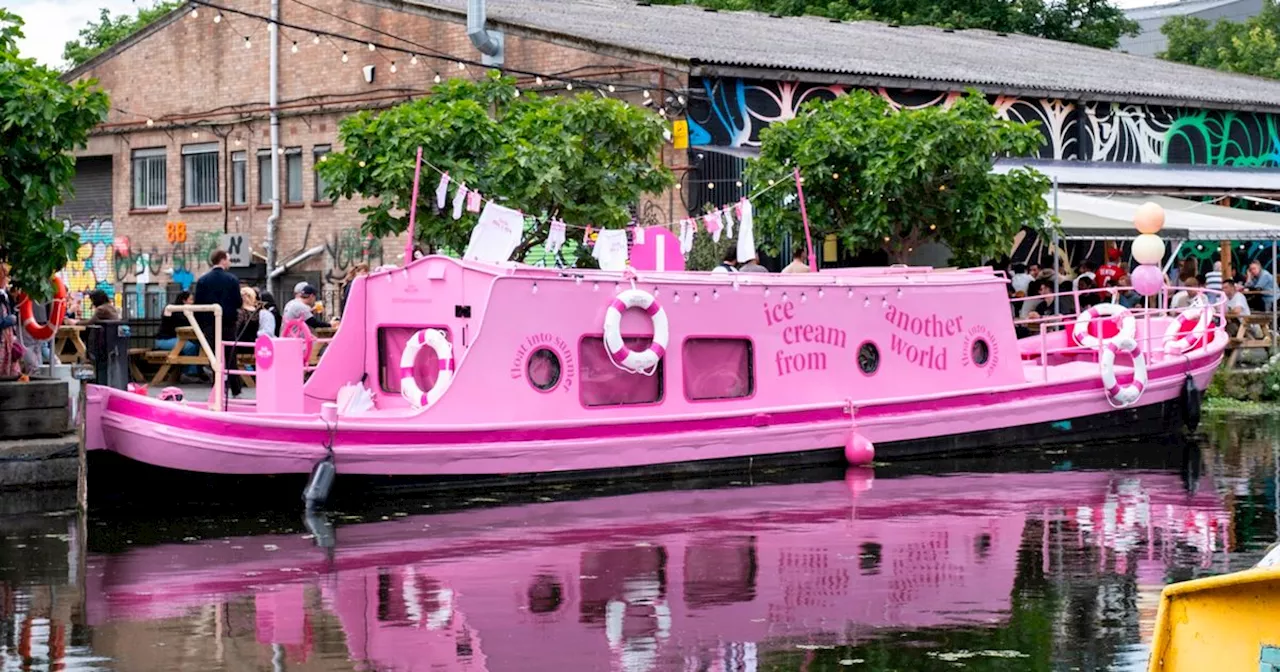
[{"left": 84, "top": 384, "right": 109, "bottom": 451}]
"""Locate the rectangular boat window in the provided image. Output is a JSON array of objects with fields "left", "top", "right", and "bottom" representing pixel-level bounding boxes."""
[
  {"left": 579, "top": 336, "right": 663, "bottom": 407},
  {"left": 683, "top": 338, "right": 753, "bottom": 401},
  {"left": 378, "top": 326, "right": 452, "bottom": 394}
]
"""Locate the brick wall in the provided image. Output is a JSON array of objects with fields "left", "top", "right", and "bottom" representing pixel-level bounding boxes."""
[{"left": 68, "top": 0, "right": 687, "bottom": 299}]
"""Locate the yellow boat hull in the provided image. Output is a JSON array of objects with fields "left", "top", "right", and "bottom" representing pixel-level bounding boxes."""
[{"left": 1148, "top": 567, "right": 1280, "bottom": 671}]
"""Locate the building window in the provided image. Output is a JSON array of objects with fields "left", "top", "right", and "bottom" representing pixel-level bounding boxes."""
[
  {"left": 131, "top": 147, "right": 167, "bottom": 209},
  {"left": 181, "top": 143, "right": 219, "bottom": 207},
  {"left": 579, "top": 336, "right": 663, "bottom": 407},
  {"left": 683, "top": 338, "right": 753, "bottom": 401},
  {"left": 285, "top": 147, "right": 303, "bottom": 204},
  {"left": 257, "top": 150, "right": 273, "bottom": 205},
  {"left": 231, "top": 151, "right": 247, "bottom": 206},
  {"left": 313, "top": 145, "right": 331, "bottom": 202}
]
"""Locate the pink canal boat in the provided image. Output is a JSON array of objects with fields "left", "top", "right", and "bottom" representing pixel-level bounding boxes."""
[
  {"left": 83, "top": 254, "right": 1225, "bottom": 489},
  {"left": 81, "top": 467, "right": 1228, "bottom": 671}
]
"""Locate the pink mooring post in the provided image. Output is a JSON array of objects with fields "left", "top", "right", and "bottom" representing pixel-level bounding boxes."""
[
  {"left": 404, "top": 146, "right": 424, "bottom": 263},
  {"left": 794, "top": 168, "right": 818, "bottom": 272}
]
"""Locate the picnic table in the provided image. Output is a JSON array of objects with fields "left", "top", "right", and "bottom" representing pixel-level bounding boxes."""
[
  {"left": 55, "top": 325, "right": 86, "bottom": 364},
  {"left": 147, "top": 326, "right": 255, "bottom": 388},
  {"left": 310, "top": 326, "right": 337, "bottom": 366},
  {"left": 1226, "top": 313, "right": 1275, "bottom": 368}
]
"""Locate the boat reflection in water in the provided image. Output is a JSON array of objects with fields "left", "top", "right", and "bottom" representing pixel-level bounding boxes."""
[{"left": 76, "top": 460, "right": 1236, "bottom": 672}]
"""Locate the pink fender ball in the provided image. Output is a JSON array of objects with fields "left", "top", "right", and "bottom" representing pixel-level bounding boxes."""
[
  {"left": 1131, "top": 263, "right": 1165, "bottom": 297},
  {"left": 845, "top": 432, "right": 875, "bottom": 466}
]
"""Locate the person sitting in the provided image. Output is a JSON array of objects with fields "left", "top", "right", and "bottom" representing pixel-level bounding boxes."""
[
  {"left": 155, "top": 291, "right": 204, "bottom": 382},
  {"left": 68, "top": 289, "right": 120, "bottom": 325},
  {"left": 738, "top": 252, "right": 768, "bottom": 273},
  {"left": 1223, "top": 278, "right": 1255, "bottom": 338},
  {"left": 1171, "top": 277, "right": 1201, "bottom": 310}
]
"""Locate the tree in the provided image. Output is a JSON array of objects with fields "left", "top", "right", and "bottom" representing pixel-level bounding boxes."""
[
  {"left": 1, "top": 10, "right": 109, "bottom": 300},
  {"left": 62, "top": 1, "right": 180, "bottom": 69},
  {"left": 1160, "top": 0, "right": 1280, "bottom": 79},
  {"left": 648, "top": 0, "right": 1137, "bottom": 49},
  {"left": 318, "top": 72, "right": 674, "bottom": 261},
  {"left": 745, "top": 89, "right": 1051, "bottom": 266}
]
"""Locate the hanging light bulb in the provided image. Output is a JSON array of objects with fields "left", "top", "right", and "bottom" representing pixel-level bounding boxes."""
[
  {"left": 607, "top": 84, "right": 616, "bottom": 92},
  {"left": 190, "top": 8, "right": 198, "bottom": 19},
  {"left": 390, "top": 62, "right": 397, "bottom": 73},
  {"left": 677, "top": 95, "right": 686, "bottom": 104},
  {"left": 341, "top": 51, "right": 349, "bottom": 63},
  {"left": 313, "top": 34, "right": 320, "bottom": 44},
  {"left": 191, "top": 130, "right": 199, "bottom": 138},
  {"left": 234, "top": 137, "right": 242, "bottom": 146},
  {"left": 244, "top": 36, "right": 251, "bottom": 49},
  {"left": 367, "top": 42, "right": 376, "bottom": 52},
  {"left": 535, "top": 76, "right": 543, "bottom": 85},
  {"left": 291, "top": 41, "right": 298, "bottom": 53},
  {"left": 433, "top": 74, "right": 441, "bottom": 83},
  {"left": 566, "top": 82, "right": 573, "bottom": 91},
  {"left": 410, "top": 54, "right": 418, "bottom": 65},
  {"left": 457, "top": 61, "right": 466, "bottom": 70},
  {"left": 213, "top": 13, "right": 222, "bottom": 23},
  {"left": 145, "top": 118, "right": 154, "bottom": 127},
  {"left": 642, "top": 90, "right": 651, "bottom": 99}
]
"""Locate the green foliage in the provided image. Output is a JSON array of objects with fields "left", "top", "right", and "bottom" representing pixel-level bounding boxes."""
[
  {"left": 62, "top": 1, "right": 180, "bottom": 69},
  {"left": 319, "top": 72, "right": 674, "bottom": 262},
  {"left": 649, "top": 0, "right": 1137, "bottom": 49},
  {"left": 1160, "top": 0, "right": 1280, "bottom": 79},
  {"left": 745, "top": 89, "right": 1052, "bottom": 266},
  {"left": 686, "top": 222, "right": 735, "bottom": 271},
  {"left": 0, "top": 10, "right": 109, "bottom": 300}
]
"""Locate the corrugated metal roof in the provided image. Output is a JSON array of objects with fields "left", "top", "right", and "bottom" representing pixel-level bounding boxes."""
[
  {"left": 1124, "top": 0, "right": 1245, "bottom": 21},
  {"left": 399, "top": 0, "right": 1280, "bottom": 111}
]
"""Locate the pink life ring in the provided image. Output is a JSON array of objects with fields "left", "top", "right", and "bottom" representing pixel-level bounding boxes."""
[
  {"left": 400, "top": 328, "right": 454, "bottom": 409},
  {"left": 1162, "top": 305, "right": 1211, "bottom": 355},
  {"left": 1071, "top": 303, "right": 1135, "bottom": 350},
  {"left": 280, "top": 318, "right": 315, "bottom": 362}
]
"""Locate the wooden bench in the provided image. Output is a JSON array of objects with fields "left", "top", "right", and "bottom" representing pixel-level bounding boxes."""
[{"left": 1226, "top": 313, "right": 1274, "bottom": 368}]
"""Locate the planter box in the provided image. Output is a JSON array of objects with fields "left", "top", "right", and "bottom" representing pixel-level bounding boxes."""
[{"left": 0, "top": 377, "right": 71, "bottom": 439}]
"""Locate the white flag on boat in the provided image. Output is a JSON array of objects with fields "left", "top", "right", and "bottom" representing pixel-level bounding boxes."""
[{"left": 465, "top": 202, "right": 525, "bottom": 263}]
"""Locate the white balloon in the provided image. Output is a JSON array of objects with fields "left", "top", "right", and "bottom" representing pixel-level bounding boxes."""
[{"left": 1132, "top": 234, "right": 1165, "bottom": 265}]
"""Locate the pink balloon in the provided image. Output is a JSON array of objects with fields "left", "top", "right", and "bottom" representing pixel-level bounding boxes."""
[{"left": 1131, "top": 263, "right": 1164, "bottom": 297}]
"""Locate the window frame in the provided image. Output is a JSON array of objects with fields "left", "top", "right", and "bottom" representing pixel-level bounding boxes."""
[
  {"left": 376, "top": 325, "right": 454, "bottom": 394},
  {"left": 313, "top": 144, "right": 332, "bottom": 203},
  {"left": 180, "top": 142, "right": 220, "bottom": 207},
  {"left": 231, "top": 151, "right": 247, "bottom": 206},
  {"left": 284, "top": 146, "right": 303, "bottom": 204},
  {"left": 680, "top": 336, "right": 756, "bottom": 402},
  {"left": 131, "top": 147, "right": 168, "bottom": 210},
  {"left": 257, "top": 149, "right": 273, "bottom": 205},
  {"left": 577, "top": 333, "right": 665, "bottom": 408}
]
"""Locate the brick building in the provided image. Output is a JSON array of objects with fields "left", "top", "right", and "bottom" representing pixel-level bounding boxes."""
[{"left": 62, "top": 0, "right": 1280, "bottom": 316}]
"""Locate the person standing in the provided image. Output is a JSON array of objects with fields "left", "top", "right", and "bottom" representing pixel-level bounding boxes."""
[
  {"left": 711, "top": 248, "right": 738, "bottom": 274},
  {"left": 194, "top": 250, "right": 244, "bottom": 399}
]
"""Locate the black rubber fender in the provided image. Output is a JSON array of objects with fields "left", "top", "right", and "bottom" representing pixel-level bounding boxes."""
[{"left": 1182, "top": 374, "right": 1201, "bottom": 432}]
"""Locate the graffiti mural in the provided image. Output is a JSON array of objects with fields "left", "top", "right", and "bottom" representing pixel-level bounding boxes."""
[
  {"left": 686, "top": 78, "right": 1280, "bottom": 167},
  {"left": 323, "top": 227, "right": 385, "bottom": 285},
  {"left": 65, "top": 219, "right": 116, "bottom": 314}
]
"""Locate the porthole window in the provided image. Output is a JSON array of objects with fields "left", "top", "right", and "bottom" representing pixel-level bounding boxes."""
[
  {"left": 527, "top": 348, "right": 562, "bottom": 391},
  {"left": 971, "top": 339, "right": 990, "bottom": 367},
  {"left": 857, "top": 341, "right": 879, "bottom": 375}
]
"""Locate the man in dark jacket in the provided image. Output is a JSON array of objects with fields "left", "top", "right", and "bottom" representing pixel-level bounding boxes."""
[{"left": 193, "top": 249, "right": 243, "bottom": 399}]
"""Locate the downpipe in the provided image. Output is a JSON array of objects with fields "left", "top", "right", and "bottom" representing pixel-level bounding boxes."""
[{"left": 266, "top": 0, "right": 281, "bottom": 297}]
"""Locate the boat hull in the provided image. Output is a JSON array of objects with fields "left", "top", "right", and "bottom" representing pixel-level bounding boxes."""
[
  {"left": 91, "top": 343, "right": 1216, "bottom": 479},
  {"left": 1148, "top": 568, "right": 1280, "bottom": 672}
]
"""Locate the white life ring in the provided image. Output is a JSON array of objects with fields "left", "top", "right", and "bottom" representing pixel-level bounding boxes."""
[
  {"left": 1100, "top": 339, "right": 1148, "bottom": 407},
  {"left": 400, "top": 328, "right": 454, "bottom": 409},
  {"left": 1072, "top": 303, "right": 1135, "bottom": 350},
  {"left": 603, "top": 289, "right": 669, "bottom": 375},
  {"left": 1162, "top": 305, "right": 1211, "bottom": 355}
]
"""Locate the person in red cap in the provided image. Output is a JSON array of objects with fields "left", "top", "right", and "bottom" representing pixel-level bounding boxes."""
[{"left": 1096, "top": 248, "right": 1127, "bottom": 288}]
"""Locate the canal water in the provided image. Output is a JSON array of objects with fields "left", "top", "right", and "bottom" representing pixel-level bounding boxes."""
[{"left": 2, "top": 413, "right": 1277, "bottom": 671}]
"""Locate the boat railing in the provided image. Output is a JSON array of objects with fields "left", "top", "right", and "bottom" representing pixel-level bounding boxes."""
[
  {"left": 1008, "top": 285, "right": 1227, "bottom": 384},
  {"left": 162, "top": 304, "right": 226, "bottom": 411}
]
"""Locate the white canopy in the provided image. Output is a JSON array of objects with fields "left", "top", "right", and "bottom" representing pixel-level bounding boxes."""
[{"left": 1049, "top": 191, "right": 1280, "bottom": 241}]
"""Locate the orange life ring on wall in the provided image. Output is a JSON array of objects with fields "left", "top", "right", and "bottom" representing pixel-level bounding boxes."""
[{"left": 13, "top": 276, "right": 68, "bottom": 341}]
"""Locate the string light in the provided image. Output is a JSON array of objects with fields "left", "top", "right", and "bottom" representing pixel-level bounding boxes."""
[
  {"left": 390, "top": 62, "right": 397, "bottom": 73},
  {"left": 456, "top": 61, "right": 466, "bottom": 70},
  {"left": 234, "top": 137, "right": 242, "bottom": 145},
  {"left": 341, "top": 51, "right": 349, "bottom": 63},
  {"left": 213, "top": 13, "right": 222, "bottom": 23},
  {"left": 190, "top": 8, "right": 198, "bottom": 19},
  {"left": 145, "top": 118, "right": 154, "bottom": 127},
  {"left": 608, "top": 84, "right": 616, "bottom": 92},
  {"left": 565, "top": 82, "right": 573, "bottom": 91},
  {"left": 410, "top": 54, "right": 418, "bottom": 65},
  {"left": 643, "top": 90, "right": 651, "bottom": 99},
  {"left": 433, "top": 74, "right": 441, "bottom": 83},
  {"left": 368, "top": 42, "right": 376, "bottom": 51},
  {"left": 535, "top": 76, "right": 543, "bottom": 85},
  {"left": 677, "top": 95, "right": 685, "bottom": 105},
  {"left": 244, "top": 36, "right": 251, "bottom": 49},
  {"left": 191, "top": 130, "right": 199, "bottom": 138},
  {"left": 291, "top": 41, "right": 298, "bottom": 53},
  {"left": 313, "top": 34, "right": 320, "bottom": 44}
]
